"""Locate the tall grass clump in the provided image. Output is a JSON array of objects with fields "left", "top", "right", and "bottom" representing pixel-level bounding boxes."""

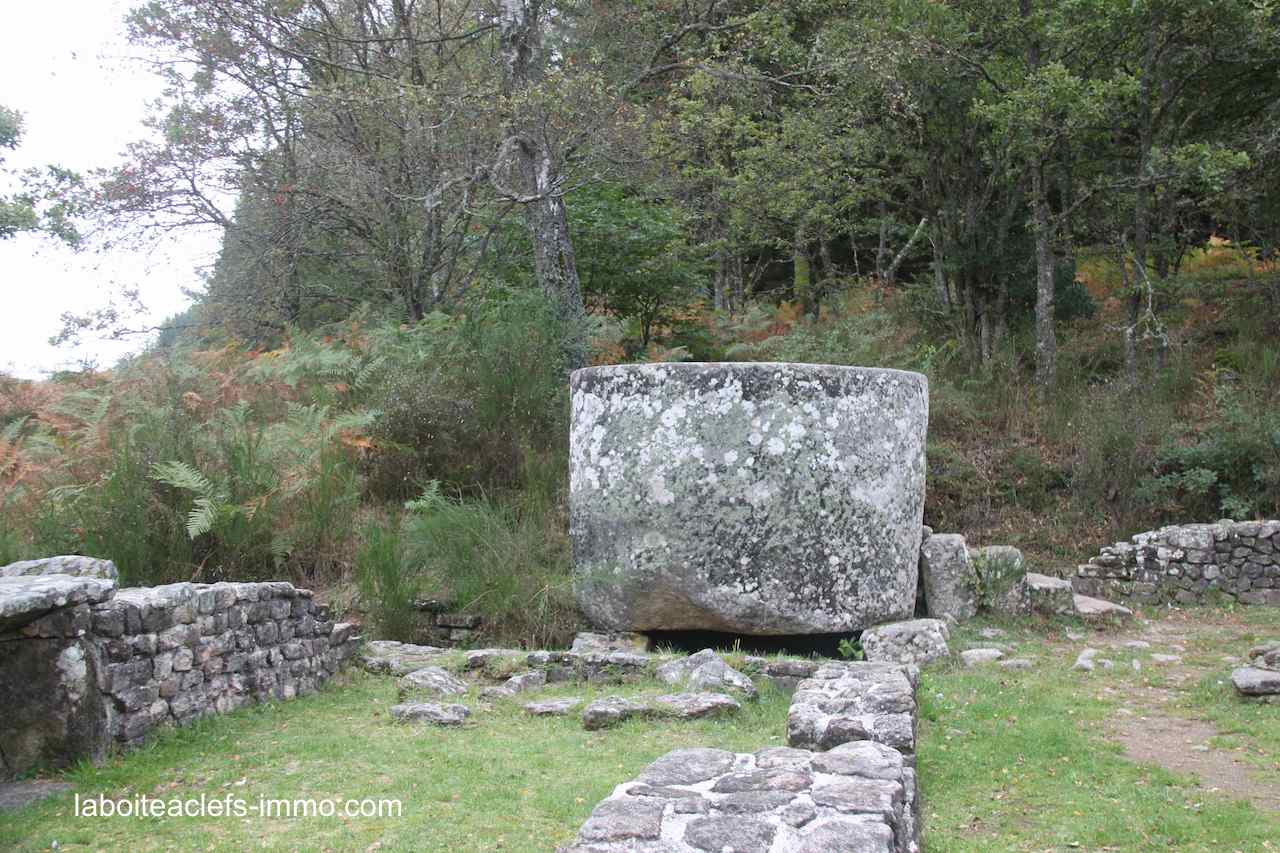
[{"left": 354, "top": 517, "right": 418, "bottom": 642}]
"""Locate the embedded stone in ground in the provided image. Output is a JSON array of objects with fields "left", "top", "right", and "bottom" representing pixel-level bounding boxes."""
[
  {"left": 396, "top": 666, "right": 468, "bottom": 699},
  {"left": 653, "top": 692, "right": 741, "bottom": 720},
  {"left": 389, "top": 702, "right": 470, "bottom": 726},
  {"left": 523, "top": 697, "right": 582, "bottom": 716},
  {"left": 1073, "top": 594, "right": 1133, "bottom": 623},
  {"left": 582, "top": 696, "right": 652, "bottom": 730},
  {"left": 919, "top": 534, "right": 977, "bottom": 623},
  {"left": 563, "top": 743, "right": 915, "bottom": 852},
  {"left": 960, "top": 648, "right": 1003, "bottom": 667},
  {"left": 0, "top": 780, "right": 74, "bottom": 813},
  {"left": 655, "top": 648, "right": 757, "bottom": 698},
  {"left": 1232, "top": 666, "right": 1280, "bottom": 697},
  {"left": 860, "top": 619, "right": 950, "bottom": 667},
  {"left": 569, "top": 362, "right": 928, "bottom": 635},
  {"left": 360, "top": 640, "right": 446, "bottom": 676}
]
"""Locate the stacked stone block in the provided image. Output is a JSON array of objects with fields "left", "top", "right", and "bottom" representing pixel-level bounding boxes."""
[
  {"left": 90, "top": 581, "right": 359, "bottom": 748},
  {"left": 1, "top": 572, "right": 360, "bottom": 779},
  {"left": 1073, "top": 520, "right": 1280, "bottom": 605}
]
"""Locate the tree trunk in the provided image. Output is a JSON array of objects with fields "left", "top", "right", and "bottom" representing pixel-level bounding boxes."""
[
  {"left": 499, "top": 0, "right": 588, "bottom": 370},
  {"left": 1031, "top": 161, "right": 1057, "bottom": 396}
]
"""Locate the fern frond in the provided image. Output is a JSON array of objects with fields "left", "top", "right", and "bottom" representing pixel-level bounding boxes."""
[
  {"left": 152, "top": 460, "right": 219, "bottom": 500},
  {"left": 186, "top": 497, "right": 220, "bottom": 539}
]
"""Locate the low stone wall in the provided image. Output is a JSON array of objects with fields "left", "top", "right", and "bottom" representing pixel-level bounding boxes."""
[
  {"left": 564, "top": 660, "right": 921, "bottom": 853},
  {"left": 1073, "top": 520, "right": 1280, "bottom": 605},
  {"left": 1, "top": 567, "right": 360, "bottom": 780}
]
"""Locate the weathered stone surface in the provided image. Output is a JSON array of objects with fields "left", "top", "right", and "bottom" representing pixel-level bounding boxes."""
[
  {"left": 3, "top": 576, "right": 359, "bottom": 778},
  {"left": 919, "top": 534, "right": 977, "bottom": 623},
  {"left": 1025, "top": 573, "right": 1076, "bottom": 616},
  {"left": 563, "top": 743, "right": 913, "bottom": 853},
  {"left": 1231, "top": 666, "right": 1280, "bottom": 696},
  {"left": 570, "top": 363, "right": 928, "bottom": 635},
  {"left": 1073, "top": 648, "right": 1099, "bottom": 672},
  {"left": 389, "top": 702, "right": 470, "bottom": 726},
  {"left": 653, "top": 692, "right": 741, "bottom": 720},
  {"left": 582, "top": 696, "right": 652, "bottom": 730},
  {"left": 523, "top": 697, "right": 582, "bottom": 716},
  {"left": 360, "top": 640, "right": 446, "bottom": 675},
  {"left": 1248, "top": 640, "right": 1280, "bottom": 670},
  {"left": 571, "top": 631, "right": 651, "bottom": 654},
  {"left": 0, "top": 635, "right": 109, "bottom": 780},
  {"left": 860, "top": 619, "right": 950, "bottom": 667},
  {"left": 1073, "top": 594, "right": 1133, "bottom": 623},
  {"left": 0, "top": 780, "right": 74, "bottom": 813},
  {"left": 960, "top": 648, "right": 1003, "bottom": 667},
  {"left": 396, "top": 666, "right": 468, "bottom": 699},
  {"left": 656, "top": 649, "right": 758, "bottom": 698},
  {"left": 1, "top": 556, "right": 118, "bottom": 580},
  {"left": 0, "top": 575, "right": 115, "bottom": 632},
  {"left": 786, "top": 663, "right": 917, "bottom": 758}
]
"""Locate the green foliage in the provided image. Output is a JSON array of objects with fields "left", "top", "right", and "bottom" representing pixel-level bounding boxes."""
[
  {"left": 1139, "top": 383, "right": 1280, "bottom": 519},
  {"left": 362, "top": 290, "right": 568, "bottom": 500},
  {"left": 354, "top": 518, "right": 419, "bottom": 643},
  {"left": 401, "top": 483, "right": 575, "bottom": 649}
]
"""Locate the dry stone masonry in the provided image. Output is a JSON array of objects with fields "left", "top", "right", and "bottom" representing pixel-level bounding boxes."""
[
  {"left": 565, "top": 658, "right": 922, "bottom": 853},
  {"left": 1073, "top": 520, "right": 1280, "bottom": 605},
  {"left": 1, "top": 567, "right": 360, "bottom": 780},
  {"left": 570, "top": 363, "right": 928, "bottom": 635}
]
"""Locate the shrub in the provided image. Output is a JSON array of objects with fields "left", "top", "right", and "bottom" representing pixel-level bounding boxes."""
[{"left": 354, "top": 518, "right": 419, "bottom": 642}]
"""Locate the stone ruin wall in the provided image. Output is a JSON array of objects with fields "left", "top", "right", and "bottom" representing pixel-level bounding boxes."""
[
  {"left": 1073, "top": 520, "right": 1280, "bottom": 606},
  {"left": 1, "top": 563, "right": 360, "bottom": 781}
]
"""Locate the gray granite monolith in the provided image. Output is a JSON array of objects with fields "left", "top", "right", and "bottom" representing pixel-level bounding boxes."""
[{"left": 570, "top": 363, "right": 928, "bottom": 635}]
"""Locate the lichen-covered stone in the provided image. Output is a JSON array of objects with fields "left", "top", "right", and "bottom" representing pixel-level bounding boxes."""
[
  {"left": 655, "top": 649, "right": 758, "bottom": 698},
  {"left": 562, "top": 742, "right": 914, "bottom": 853},
  {"left": 919, "top": 535, "right": 977, "bottom": 623},
  {"left": 0, "top": 574, "right": 116, "bottom": 633},
  {"left": 786, "top": 663, "right": 918, "bottom": 759},
  {"left": 1025, "top": 573, "right": 1076, "bottom": 616},
  {"left": 860, "top": 619, "right": 949, "bottom": 667},
  {"left": 570, "top": 363, "right": 928, "bottom": 635},
  {"left": 389, "top": 702, "right": 470, "bottom": 726},
  {"left": 396, "top": 666, "right": 468, "bottom": 699},
  {"left": 1, "top": 556, "right": 118, "bottom": 580},
  {"left": 653, "top": 692, "right": 741, "bottom": 720}
]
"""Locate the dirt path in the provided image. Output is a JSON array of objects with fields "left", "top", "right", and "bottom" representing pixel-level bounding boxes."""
[{"left": 1097, "top": 610, "right": 1280, "bottom": 813}]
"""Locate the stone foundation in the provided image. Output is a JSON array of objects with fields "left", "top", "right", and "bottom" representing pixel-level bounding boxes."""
[
  {"left": 1073, "top": 520, "right": 1280, "bottom": 605},
  {"left": 1, "top": 571, "right": 360, "bottom": 780}
]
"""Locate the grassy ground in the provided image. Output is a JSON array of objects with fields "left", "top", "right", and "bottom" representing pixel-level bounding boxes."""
[{"left": 4, "top": 607, "right": 1279, "bottom": 852}]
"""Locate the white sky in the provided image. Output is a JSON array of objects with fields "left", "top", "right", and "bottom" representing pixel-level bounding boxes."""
[{"left": 0, "top": 0, "right": 220, "bottom": 379}]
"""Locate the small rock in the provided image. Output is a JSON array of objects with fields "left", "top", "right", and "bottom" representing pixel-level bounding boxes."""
[
  {"left": 655, "top": 649, "right": 757, "bottom": 698},
  {"left": 960, "top": 648, "right": 1003, "bottom": 667},
  {"left": 1066, "top": 630, "right": 1086, "bottom": 642},
  {"left": 998, "top": 658, "right": 1033, "bottom": 670},
  {"left": 1122, "top": 640, "right": 1151, "bottom": 650},
  {"left": 1150, "top": 654, "right": 1182, "bottom": 665},
  {"left": 979, "top": 627, "right": 1007, "bottom": 640},
  {"left": 396, "top": 666, "right": 468, "bottom": 699},
  {"left": 860, "top": 618, "right": 950, "bottom": 667},
  {"left": 1231, "top": 666, "right": 1280, "bottom": 696},
  {"left": 652, "top": 692, "right": 740, "bottom": 720},
  {"left": 523, "top": 697, "right": 582, "bottom": 716},
  {"left": 582, "top": 696, "right": 651, "bottom": 730},
  {"left": 389, "top": 702, "right": 470, "bottom": 726},
  {"left": 1073, "top": 594, "right": 1134, "bottom": 622},
  {"left": 1073, "top": 648, "right": 1098, "bottom": 672}
]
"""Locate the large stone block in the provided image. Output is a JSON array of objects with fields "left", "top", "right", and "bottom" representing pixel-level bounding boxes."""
[
  {"left": 570, "top": 363, "right": 928, "bottom": 634},
  {"left": 919, "top": 535, "right": 977, "bottom": 623}
]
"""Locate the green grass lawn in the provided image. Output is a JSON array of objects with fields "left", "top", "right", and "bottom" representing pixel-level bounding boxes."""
[{"left": 4, "top": 608, "right": 1278, "bottom": 852}]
